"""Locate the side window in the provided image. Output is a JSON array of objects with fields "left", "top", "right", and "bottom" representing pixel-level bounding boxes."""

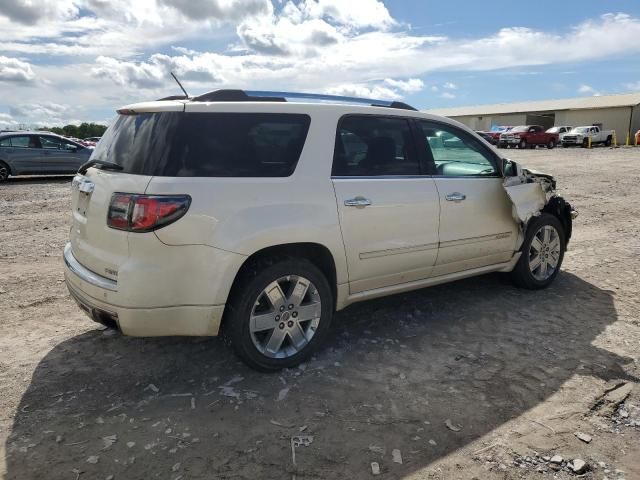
[
  {"left": 332, "top": 116, "right": 419, "bottom": 176},
  {"left": 10, "top": 136, "right": 37, "bottom": 148},
  {"left": 0, "top": 138, "right": 10, "bottom": 147},
  {"left": 419, "top": 121, "right": 498, "bottom": 177},
  {"left": 40, "top": 136, "right": 62, "bottom": 149}
]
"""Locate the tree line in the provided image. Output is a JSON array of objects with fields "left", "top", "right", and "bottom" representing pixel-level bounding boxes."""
[{"left": 41, "top": 123, "right": 108, "bottom": 139}]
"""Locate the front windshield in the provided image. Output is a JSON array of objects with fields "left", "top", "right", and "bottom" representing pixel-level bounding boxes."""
[
  {"left": 571, "top": 127, "right": 590, "bottom": 134},
  {"left": 511, "top": 126, "right": 529, "bottom": 133}
]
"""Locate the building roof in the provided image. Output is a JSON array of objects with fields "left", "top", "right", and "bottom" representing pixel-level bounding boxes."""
[{"left": 426, "top": 92, "right": 640, "bottom": 117}]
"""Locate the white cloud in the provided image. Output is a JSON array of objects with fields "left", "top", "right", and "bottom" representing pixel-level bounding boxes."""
[
  {"left": 2, "top": 5, "right": 640, "bottom": 123},
  {"left": 299, "top": 0, "right": 395, "bottom": 30},
  {"left": 578, "top": 84, "right": 600, "bottom": 96},
  {"left": 440, "top": 92, "right": 456, "bottom": 99},
  {"left": 9, "top": 102, "right": 77, "bottom": 124},
  {"left": 0, "top": 56, "right": 36, "bottom": 83},
  {"left": 384, "top": 78, "right": 424, "bottom": 93},
  {"left": 624, "top": 81, "right": 640, "bottom": 91},
  {"left": 0, "top": 112, "right": 16, "bottom": 127},
  {"left": 0, "top": 0, "right": 78, "bottom": 25}
]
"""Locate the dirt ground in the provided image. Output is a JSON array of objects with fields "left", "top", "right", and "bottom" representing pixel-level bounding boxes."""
[{"left": 1, "top": 147, "right": 639, "bottom": 480}]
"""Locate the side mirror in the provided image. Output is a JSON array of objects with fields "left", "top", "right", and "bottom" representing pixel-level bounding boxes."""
[{"left": 502, "top": 158, "right": 518, "bottom": 177}]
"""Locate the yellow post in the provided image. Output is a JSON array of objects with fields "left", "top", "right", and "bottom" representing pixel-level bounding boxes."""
[
  {"left": 614, "top": 132, "right": 618, "bottom": 148},
  {"left": 626, "top": 131, "right": 630, "bottom": 146},
  {"left": 588, "top": 136, "right": 592, "bottom": 149}
]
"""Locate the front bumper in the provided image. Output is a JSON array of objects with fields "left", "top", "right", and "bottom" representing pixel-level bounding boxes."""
[{"left": 63, "top": 243, "right": 227, "bottom": 336}]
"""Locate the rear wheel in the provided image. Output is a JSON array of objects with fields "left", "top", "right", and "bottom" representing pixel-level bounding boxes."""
[
  {"left": 582, "top": 138, "right": 589, "bottom": 148},
  {"left": 225, "top": 258, "right": 333, "bottom": 371},
  {"left": 605, "top": 136, "right": 612, "bottom": 147},
  {"left": 0, "top": 162, "right": 9, "bottom": 183},
  {"left": 511, "top": 213, "right": 565, "bottom": 290},
  {"left": 519, "top": 139, "right": 527, "bottom": 149}
]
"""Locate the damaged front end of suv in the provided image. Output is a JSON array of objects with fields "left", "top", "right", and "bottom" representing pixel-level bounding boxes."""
[{"left": 501, "top": 158, "right": 578, "bottom": 251}]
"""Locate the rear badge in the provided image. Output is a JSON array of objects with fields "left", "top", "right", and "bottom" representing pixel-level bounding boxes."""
[{"left": 105, "top": 268, "right": 118, "bottom": 277}]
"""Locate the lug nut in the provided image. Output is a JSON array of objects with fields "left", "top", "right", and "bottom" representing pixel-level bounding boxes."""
[
  {"left": 288, "top": 304, "right": 294, "bottom": 310},
  {"left": 287, "top": 321, "right": 294, "bottom": 328},
  {"left": 280, "top": 306, "right": 285, "bottom": 312},
  {"left": 275, "top": 315, "right": 280, "bottom": 321},
  {"left": 292, "top": 311, "right": 298, "bottom": 318},
  {"left": 279, "top": 322, "right": 285, "bottom": 329}
]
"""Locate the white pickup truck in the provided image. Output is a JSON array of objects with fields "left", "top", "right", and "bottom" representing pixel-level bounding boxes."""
[{"left": 562, "top": 126, "right": 614, "bottom": 147}]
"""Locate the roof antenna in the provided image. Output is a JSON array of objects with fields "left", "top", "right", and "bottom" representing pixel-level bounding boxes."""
[{"left": 170, "top": 72, "right": 189, "bottom": 98}]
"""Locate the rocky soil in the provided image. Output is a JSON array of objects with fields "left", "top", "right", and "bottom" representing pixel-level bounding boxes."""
[{"left": 1, "top": 147, "right": 639, "bottom": 479}]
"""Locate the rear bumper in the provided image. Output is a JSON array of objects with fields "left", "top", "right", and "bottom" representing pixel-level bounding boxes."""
[{"left": 63, "top": 243, "right": 231, "bottom": 336}]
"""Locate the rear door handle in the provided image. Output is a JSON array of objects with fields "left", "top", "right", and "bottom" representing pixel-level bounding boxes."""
[
  {"left": 445, "top": 192, "right": 466, "bottom": 202},
  {"left": 344, "top": 197, "right": 372, "bottom": 207}
]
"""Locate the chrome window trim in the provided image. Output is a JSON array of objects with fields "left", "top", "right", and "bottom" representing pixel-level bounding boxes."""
[{"left": 331, "top": 174, "right": 502, "bottom": 180}]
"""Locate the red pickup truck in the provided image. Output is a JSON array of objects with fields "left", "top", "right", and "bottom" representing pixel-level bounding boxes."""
[{"left": 497, "top": 125, "right": 559, "bottom": 149}]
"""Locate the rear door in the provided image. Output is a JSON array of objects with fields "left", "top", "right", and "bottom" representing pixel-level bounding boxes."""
[
  {"left": 416, "top": 120, "right": 519, "bottom": 276},
  {"left": 331, "top": 115, "right": 440, "bottom": 293},
  {"left": 2, "top": 135, "right": 41, "bottom": 174},
  {"left": 39, "top": 135, "right": 88, "bottom": 172}
]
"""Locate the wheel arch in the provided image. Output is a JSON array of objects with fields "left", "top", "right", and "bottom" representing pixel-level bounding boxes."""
[
  {"left": 220, "top": 242, "right": 339, "bottom": 334},
  {"left": 541, "top": 196, "right": 573, "bottom": 246},
  {"left": 0, "top": 158, "right": 13, "bottom": 175}
]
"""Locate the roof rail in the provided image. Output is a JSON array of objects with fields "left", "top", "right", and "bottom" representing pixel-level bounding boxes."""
[{"left": 190, "top": 89, "right": 417, "bottom": 111}]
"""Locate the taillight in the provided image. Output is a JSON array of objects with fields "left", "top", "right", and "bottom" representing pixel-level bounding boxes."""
[{"left": 107, "top": 194, "right": 191, "bottom": 232}]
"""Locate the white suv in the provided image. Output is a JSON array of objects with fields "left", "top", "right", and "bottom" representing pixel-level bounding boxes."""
[{"left": 63, "top": 90, "right": 576, "bottom": 370}]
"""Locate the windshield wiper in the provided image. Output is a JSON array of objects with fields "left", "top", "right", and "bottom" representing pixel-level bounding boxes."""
[{"left": 78, "top": 159, "right": 124, "bottom": 175}]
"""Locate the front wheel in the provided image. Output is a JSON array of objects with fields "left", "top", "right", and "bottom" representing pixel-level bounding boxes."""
[
  {"left": 511, "top": 213, "right": 565, "bottom": 289},
  {"left": 519, "top": 139, "right": 527, "bottom": 149},
  {"left": 225, "top": 258, "right": 333, "bottom": 371},
  {"left": 547, "top": 139, "right": 556, "bottom": 149}
]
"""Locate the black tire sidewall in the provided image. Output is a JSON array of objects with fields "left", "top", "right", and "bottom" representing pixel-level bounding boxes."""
[
  {"left": 227, "top": 258, "right": 333, "bottom": 371},
  {"left": 513, "top": 213, "right": 566, "bottom": 289},
  {"left": 0, "top": 162, "right": 9, "bottom": 182}
]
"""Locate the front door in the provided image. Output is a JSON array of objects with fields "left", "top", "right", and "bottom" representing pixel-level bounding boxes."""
[
  {"left": 331, "top": 115, "right": 440, "bottom": 294},
  {"left": 416, "top": 120, "right": 519, "bottom": 277}
]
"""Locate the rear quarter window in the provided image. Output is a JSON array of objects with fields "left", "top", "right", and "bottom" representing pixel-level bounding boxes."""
[{"left": 92, "top": 112, "right": 311, "bottom": 177}]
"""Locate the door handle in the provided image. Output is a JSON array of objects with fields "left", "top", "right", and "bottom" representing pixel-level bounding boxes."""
[
  {"left": 344, "top": 196, "right": 372, "bottom": 207},
  {"left": 445, "top": 192, "right": 466, "bottom": 202}
]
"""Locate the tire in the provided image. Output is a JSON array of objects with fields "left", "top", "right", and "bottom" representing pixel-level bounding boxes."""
[
  {"left": 225, "top": 257, "right": 333, "bottom": 371},
  {"left": 519, "top": 139, "right": 527, "bottom": 149},
  {"left": 605, "top": 136, "right": 612, "bottom": 147},
  {"left": 563, "top": 144, "right": 569, "bottom": 148},
  {"left": 547, "top": 139, "right": 556, "bottom": 149},
  {"left": 0, "top": 161, "right": 9, "bottom": 183},
  {"left": 582, "top": 138, "right": 589, "bottom": 148},
  {"left": 511, "top": 213, "right": 565, "bottom": 290}
]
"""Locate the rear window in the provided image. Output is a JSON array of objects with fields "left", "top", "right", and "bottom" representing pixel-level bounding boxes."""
[{"left": 91, "top": 112, "right": 311, "bottom": 177}]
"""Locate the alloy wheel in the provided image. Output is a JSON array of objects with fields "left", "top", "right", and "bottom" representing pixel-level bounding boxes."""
[
  {"left": 249, "top": 275, "right": 321, "bottom": 359},
  {"left": 0, "top": 165, "right": 8, "bottom": 182},
  {"left": 528, "top": 225, "right": 561, "bottom": 281}
]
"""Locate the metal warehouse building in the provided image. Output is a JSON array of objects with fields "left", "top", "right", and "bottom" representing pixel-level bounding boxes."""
[{"left": 428, "top": 92, "right": 640, "bottom": 139}]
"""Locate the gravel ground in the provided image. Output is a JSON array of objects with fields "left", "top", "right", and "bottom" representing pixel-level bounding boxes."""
[{"left": 0, "top": 147, "right": 639, "bottom": 480}]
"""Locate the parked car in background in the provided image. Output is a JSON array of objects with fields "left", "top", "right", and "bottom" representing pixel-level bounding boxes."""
[
  {"left": 481, "top": 126, "right": 513, "bottom": 145},
  {"left": 546, "top": 126, "right": 573, "bottom": 144},
  {"left": 561, "top": 126, "right": 614, "bottom": 147},
  {"left": 475, "top": 131, "right": 494, "bottom": 143},
  {"left": 63, "top": 89, "right": 575, "bottom": 371},
  {"left": 83, "top": 136, "right": 102, "bottom": 147},
  {"left": 0, "top": 131, "right": 92, "bottom": 182},
  {"left": 497, "top": 125, "right": 559, "bottom": 149}
]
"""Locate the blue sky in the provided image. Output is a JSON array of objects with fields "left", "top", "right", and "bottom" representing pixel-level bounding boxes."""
[{"left": 0, "top": 0, "right": 639, "bottom": 126}]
